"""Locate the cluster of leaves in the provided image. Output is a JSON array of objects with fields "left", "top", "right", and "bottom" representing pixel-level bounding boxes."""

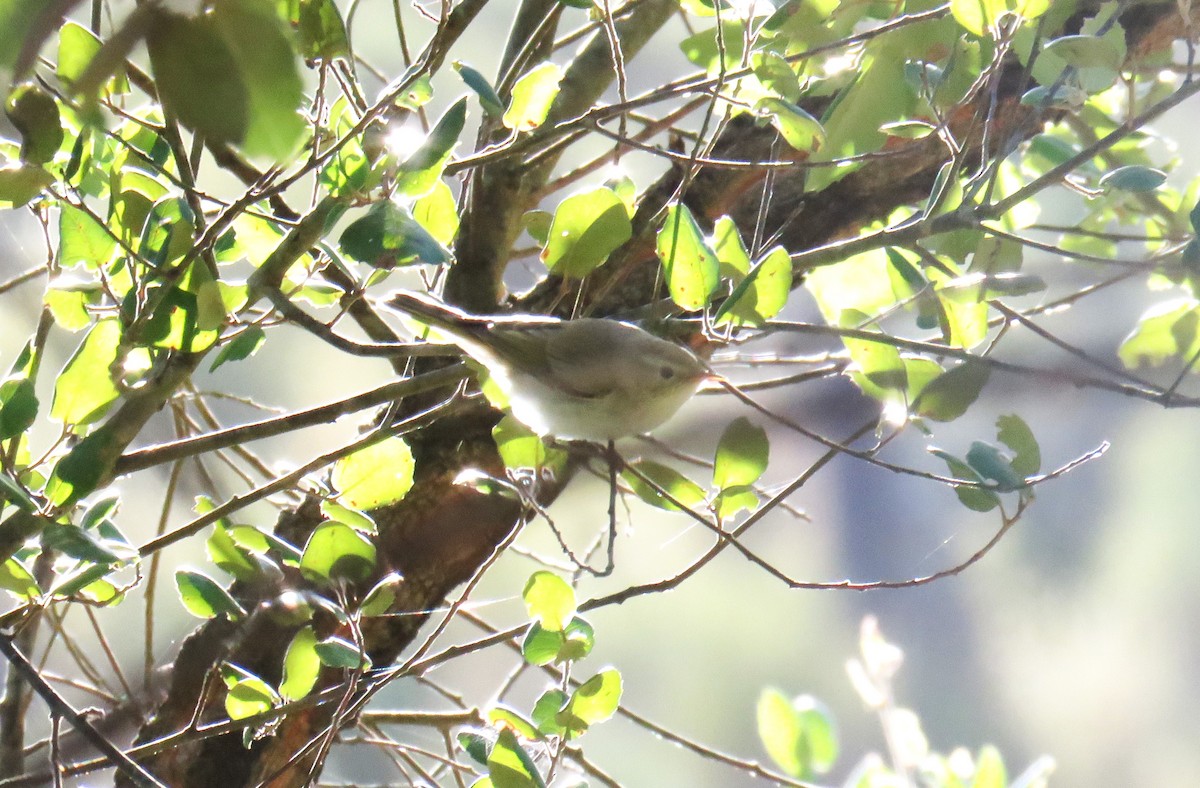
[
  {"left": 757, "top": 618, "right": 1054, "bottom": 788},
  {"left": 457, "top": 572, "right": 620, "bottom": 787},
  {"left": 177, "top": 492, "right": 406, "bottom": 740}
]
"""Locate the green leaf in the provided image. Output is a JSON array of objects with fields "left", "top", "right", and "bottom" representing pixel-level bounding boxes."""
[
  {"left": 492, "top": 416, "right": 566, "bottom": 473},
  {"left": 339, "top": 201, "right": 451, "bottom": 267},
  {"left": 358, "top": 571, "right": 403, "bottom": 617},
  {"left": 503, "top": 61, "right": 562, "bottom": 131},
  {"left": 540, "top": 187, "right": 632, "bottom": 279},
  {"left": 1099, "top": 165, "right": 1167, "bottom": 194},
  {"left": 48, "top": 428, "right": 123, "bottom": 506},
  {"left": 0, "top": 377, "right": 37, "bottom": 441},
  {"left": 1118, "top": 300, "right": 1200, "bottom": 369},
  {"left": 57, "top": 22, "right": 108, "bottom": 88},
  {"left": 1042, "top": 34, "right": 1123, "bottom": 70},
  {"left": 531, "top": 689, "right": 569, "bottom": 737},
  {"left": 314, "top": 635, "right": 371, "bottom": 669},
  {"left": 522, "top": 623, "right": 564, "bottom": 666},
  {"left": 412, "top": 180, "right": 460, "bottom": 246},
  {"left": 566, "top": 669, "right": 622, "bottom": 725},
  {"left": 656, "top": 203, "right": 719, "bottom": 311},
  {"left": 951, "top": 0, "right": 1050, "bottom": 37},
  {"left": 206, "top": 523, "right": 259, "bottom": 582},
  {"left": 756, "top": 689, "right": 839, "bottom": 778},
  {"left": 59, "top": 204, "right": 117, "bottom": 270},
  {"left": 0, "top": 0, "right": 48, "bottom": 76},
  {"left": 299, "top": 521, "right": 377, "bottom": 584},
  {"left": 454, "top": 61, "right": 505, "bottom": 118},
  {"left": 714, "top": 484, "right": 758, "bottom": 519},
  {"left": 295, "top": 0, "right": 349, "bottom": 60},
  {"left": 995, "top": 414, "right": 1041, "bottom": 477},
  {"left": 458, "top": 730, "right": 492, "bottom": 766},
  {"left": 319, "top": 97, "right": 371, "bottom": 198},
  {"left": 280, "top": 626, "right": 320, "bottom": 701},
  {"left": 0, "top": 163, "right": 54, "bottom": 207},
  {"left": 716, "top": 245, "right": 793, "bottom": 327},
  {"left": 971, "top": 745, "right": 1007, "bottom": 788},
  {"left": 751, "top": 50, "right": 801, "bottom": 103},
  {"left": 622, "top": 460, "right": 706, "bottom": 512},
  {"left": 0, "top": 558, "right": 39, "bottom": 599},
  {"left": 331, "top": 436, "right": 415, "bottom": 510},
  {"left": 6, "top": 83, "right": 63, "bottom": 165},
  {"left": 679, "top": 21, "right": 746, "bottom": 72},
  {"left": 487, "top": 729, "right": 545, "bottom": 788},
  {"left": 209, "top": 326, "right": 266, "bottom": 371},
  {"left": 395, "top": 97, "right": 467, "bottom": 198},
  {"left": 713, "top": 417, "right": 768, "bottom": 490},
  {"left": 966, "top": 440, "right": 1026, "bottom": 491},
  {"left": 176, "top": 569, "right": 246, "bottom": 620},
  {"left": 843, "top": 325, "right": 908, "bottom": 404},
  {"left": 223, "top": 668, "right": 280, "bottom": 721},
  {"left": 320, "top": 499, "right": 377, "bottom": 535},
  {"left": 0, "top": 472, "right": 37, "bottom": 512},
  {"left": 879, "top": 120, "right": 936, "bottom": 139},
  {"left": 139, "top": 196, "right": 196, "bottom": 265},
  {"left": 487, "top": 707, "right": 543, "bottom": 741},
  {"left": 146, "top": 1, "right": 304, "bottom": 161},
  {"left": 929, "top": 449, "right": 1001, "bottom": 512},
  {"left": 757, "top": 689, "right": 801, "bottom": 776},
  {"left": 755, "top": 97, "right": 825, "bottom": 154},
  {"left": 523, "top": 210, "right": 552, "bottom": 246},
  {"left": 50, "top": 318, "right": 122, "bottom": 426},
  {"left": 80, "top": 494, "right": 119, "bottom": 530},
  {"left": 400, "top": 97, "right": 467, "bottom": 172},
  {"left": 712, "top": 215, "right": 750, "bottom": 278},
  {"left": 45, "top": 280, "right": 97, "bottom": 331},
  {"left": 912, "top": 361, "right": 990, "bottom": 422},
  {"left": 523, "top": 571, "right": 575, "bottom": 631},
  {"left": 558, "top": 616, "right": 595, "bottom": 662}
]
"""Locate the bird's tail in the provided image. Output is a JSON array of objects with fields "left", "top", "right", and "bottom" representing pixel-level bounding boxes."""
[{"left": 385, "top": 290, "right": 480, "bottom": 333}]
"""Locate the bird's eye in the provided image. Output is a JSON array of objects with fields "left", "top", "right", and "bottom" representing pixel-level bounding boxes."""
[{"left": 659, "top": 366, "right": 675, "bottom": 380}]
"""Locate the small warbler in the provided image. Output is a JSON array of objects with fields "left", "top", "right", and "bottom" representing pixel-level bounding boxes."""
[{"left": 385, "top": 291, "right": 709, "bottom": 441}]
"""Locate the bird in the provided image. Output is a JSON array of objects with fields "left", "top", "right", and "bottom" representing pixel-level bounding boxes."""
[{"left": 384, "top": 290, "right": 710, "bottom": 442}]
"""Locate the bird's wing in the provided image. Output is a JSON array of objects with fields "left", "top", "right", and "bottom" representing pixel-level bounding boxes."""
[{"left": 542, "top": 320, "right": 632, "bottom": 399}]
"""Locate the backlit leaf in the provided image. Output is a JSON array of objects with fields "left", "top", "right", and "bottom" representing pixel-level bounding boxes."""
[
  {"left": 6, "top": 82, "right": 63, "bottom": 165},
  {"left": 146, "top": 1, "right": 304, "bottom": 161},
  {"left": 656, "top": 203, "right": 719, "bottom": 311},
  {"left": 929, "top": 448, "right": 1001, "bottom": 512},
  {"left": 299, "top": 521, "right": 377, "bottom": 584},
  {"left": 523, "top": 571, "right": 575, "bottom": 632},
  {"left": 622, "top": 460, "right": 706, "bottom": 512},
  {"left": 755, "top": 97, "right": 825, "bottom": 154},
  {"left": 713, "top": 417, "right": 768, "bottom": 490},
  {"left": 996, "top": 414, "right": 1041, "bottom": 477},
  {"left": 50, "top": 318, "right": 121, "bottom": 426},
  {"left": 331, "top": 435, "right": 415, "bottom": 510},
  {"left": 176, "top": 568, "right": 246, "bottom": 620},
  {"left": 339, "top": 201, "right": 450, "bottom": 267},
  {"left": 912, "top": 360, "right": 990, "bottom": 422},
  {"left": 540, "top": 186, "right": 631, "bottom": 279},
  {"left": 280, "top": 626, "right": 320, "bottom": 701},
  {"left": 503, "top": 62, "right": 562, "bottom": 131}
]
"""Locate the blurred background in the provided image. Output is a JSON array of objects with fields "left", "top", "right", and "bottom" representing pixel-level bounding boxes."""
[{"left": 2, "top": 2, "right": 1200, "bottom": 786}]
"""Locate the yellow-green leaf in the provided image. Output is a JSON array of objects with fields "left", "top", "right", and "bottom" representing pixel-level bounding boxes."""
[
  {"left": 656, "top": 203, "right": 719, "bottom": 311},
  {"left": 50, "top": 318, "right": 121, "bottom": 426},
  {"left": 540, "top": 186, "right": 632, "bottom": 278},
  {"left": 503, "top": 61, "right": 562, "bottom": 131}
]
